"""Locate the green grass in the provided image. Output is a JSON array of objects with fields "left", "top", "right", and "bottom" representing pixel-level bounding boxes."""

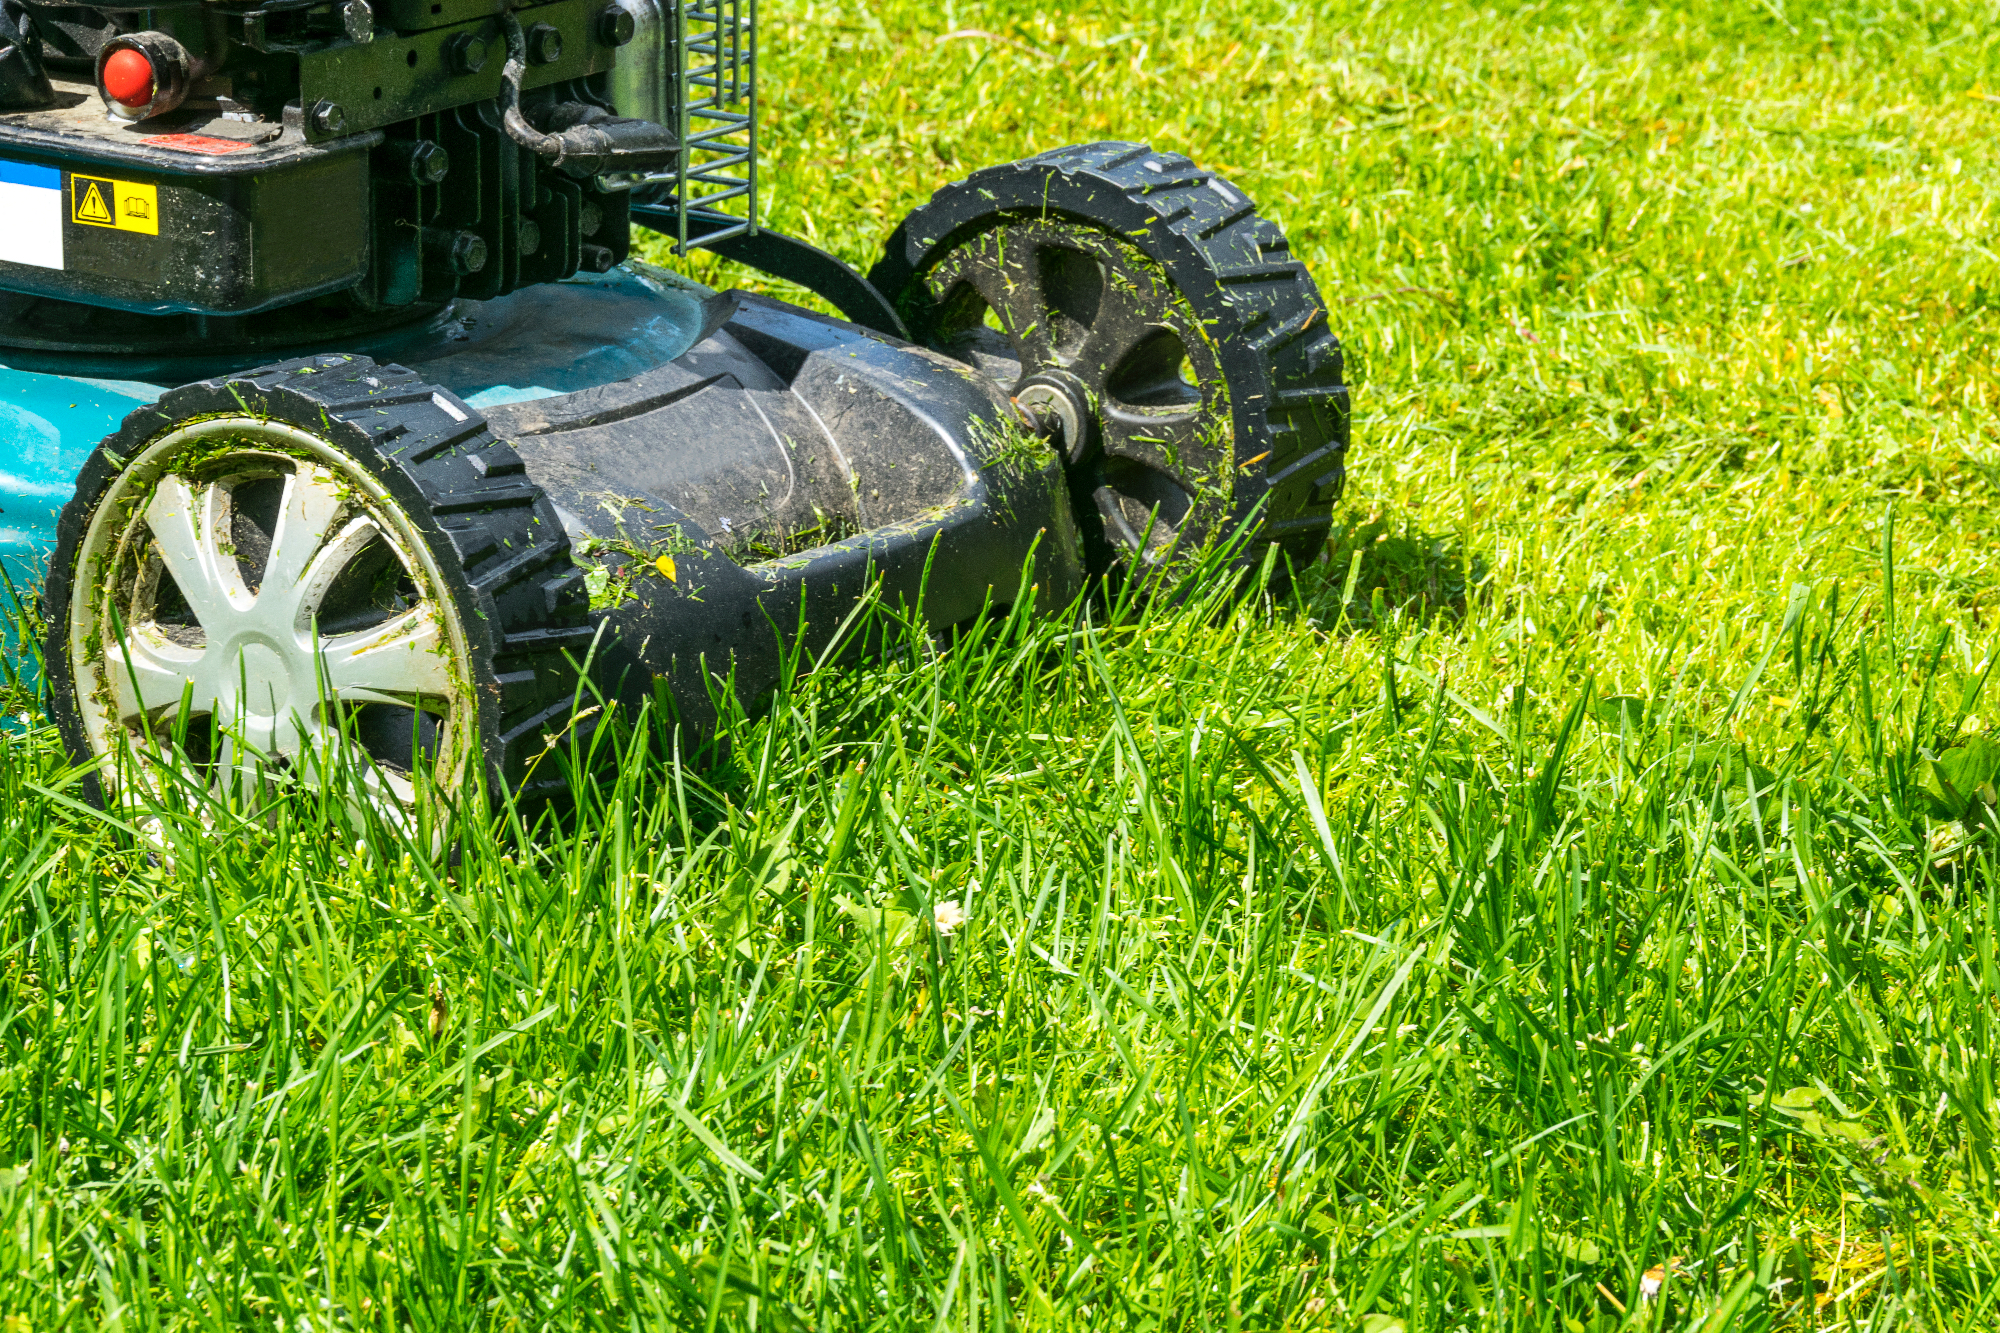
[{"left": 8, "top": 0, "right": 2000, "bottom": 1327}]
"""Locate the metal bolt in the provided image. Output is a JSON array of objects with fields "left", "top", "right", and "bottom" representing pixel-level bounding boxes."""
[
  {"left": 578, "top": 243, "right": 614, "bottom": 273},
  {"left": 309, "top": 99, "right": 347, "bottom": 134},
  {"left": 447, "top": 230, "right": 487, "bottom": 275},
  {"left": 444, "top": 32, "right": 487, "bottom": 74},
  {"left": 518, "top": 219, "right": 541, "bottom": 255},
  {"left": 340, "top": 0, "right": 374, "bottom": 44},
  {"left": 597, "top": 4, "right": 636, "bottom": 46},
  {"left": 579, "top": 201, "right": 602, "bottom": 237},
  {"left": 526, "top": 22, "right": 563, "bottom": 64},
  {"left": 406, "top": 140, "right": 449, "bottom": 184},
  {"left": 1013, "top": 371, "right": 1094, "bottom": 463}
]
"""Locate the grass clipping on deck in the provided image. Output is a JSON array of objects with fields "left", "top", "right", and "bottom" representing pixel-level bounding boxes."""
[{"left": 12, "top": 0, "right": 2000, "bottom": 1327}]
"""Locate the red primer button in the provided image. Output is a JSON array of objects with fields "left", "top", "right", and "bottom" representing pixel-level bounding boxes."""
[
  {"left": 102, "top": 49, "right": 154, "bottom": 108},
  {"left": 144, "top": 134, "right": 255, "bottom": 156}
]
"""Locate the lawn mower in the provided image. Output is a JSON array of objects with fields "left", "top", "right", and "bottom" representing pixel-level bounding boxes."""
[{"left": 0, "top": 0, "right": 1348, "bottom": 816}]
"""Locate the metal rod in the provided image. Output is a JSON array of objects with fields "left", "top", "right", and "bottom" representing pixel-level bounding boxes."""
[{"left": 662, "top": 0, "right": 756, "bottom": 255}]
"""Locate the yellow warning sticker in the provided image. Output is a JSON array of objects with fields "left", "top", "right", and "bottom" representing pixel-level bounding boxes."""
[{"left": 70, "top": 175, "right": 158, "bottom": 235}]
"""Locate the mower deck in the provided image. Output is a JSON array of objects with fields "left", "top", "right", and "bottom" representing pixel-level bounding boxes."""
[{"left": 0, "top": 262, "right": 730, "bottom": 589}]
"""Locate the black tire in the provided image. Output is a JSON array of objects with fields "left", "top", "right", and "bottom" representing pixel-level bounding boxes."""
[
  {"left": 870, "top": 141, "right": 1349, "bottom": 570},
  {"left": 45, "top": 353, "right": 593, "bottom": 812}
]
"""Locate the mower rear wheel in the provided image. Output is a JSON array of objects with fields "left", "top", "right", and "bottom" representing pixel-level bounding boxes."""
[
  {"left": 45, "top": 354, "right": 592, "bottom": 822},
  {"left": 872, "top": 142, "right": 1349, "bottom": 571}
]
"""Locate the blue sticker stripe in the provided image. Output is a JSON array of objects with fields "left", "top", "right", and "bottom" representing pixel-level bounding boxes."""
[{"left": 0, "top": 160, "right": 60, "bottom": 191}]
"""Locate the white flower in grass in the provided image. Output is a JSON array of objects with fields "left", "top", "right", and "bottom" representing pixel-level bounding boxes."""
[{"left": 933, "top": 900, "right": 966, "bottom": 935}]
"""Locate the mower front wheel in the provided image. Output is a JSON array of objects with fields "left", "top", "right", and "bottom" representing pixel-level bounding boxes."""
[{"left": 45, "top": 354, "right": 592, "bottom": 823}]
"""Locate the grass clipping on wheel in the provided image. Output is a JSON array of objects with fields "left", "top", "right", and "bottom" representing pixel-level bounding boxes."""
[{"left": 11, "top": 0, "right": 2000, "bottom": 1327}]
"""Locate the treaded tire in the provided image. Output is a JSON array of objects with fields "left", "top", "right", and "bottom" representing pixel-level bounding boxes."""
[
  {"left": 44, "top": 352, "right": 594, "bottom": 809},
  {"left": 870, "top": 140, "right": 1349, "bottom": 567}
]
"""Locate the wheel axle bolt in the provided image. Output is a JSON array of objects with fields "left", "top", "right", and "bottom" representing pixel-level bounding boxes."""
[
  {"left": 518, "top": 219, "right": 542, "bottom": 255},
  {"left": 578, "top": 243, "right": 615, "bottom": 273},
  {"left": 1013, "top": 373, "right": 1092, "bottom": 464}
]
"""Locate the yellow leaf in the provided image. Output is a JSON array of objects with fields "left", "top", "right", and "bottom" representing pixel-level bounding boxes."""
[{"left": 656, "top": 554, "right": 677, "bottom": 582}]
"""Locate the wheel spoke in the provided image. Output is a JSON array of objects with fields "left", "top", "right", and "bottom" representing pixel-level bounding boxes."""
[
  {"left": 291, "top": 727, "right": 422, "bottom": 825},
  {"left": 292, "top": 721, "right": 360, "bottom": 777},
  {"left": 144, "top": 477, "right": 232, "bottom": 626},
  {"left": 318, "top": 603, "right": 453, "bottom": 704},
  {"left": 1100, "top": 403, "right": 1213, "bottom": 480},
  {"left": 983, "top": 270, "right": 1051, "bottom": 359},
  {"left": 940, "top": 238, "right": 1054, "bottom": 363},
  {"left": 359, "top": 758, "right": 418, "bottom": 810},
  {"left": 1067, "top": 284, "right": 1164, "bottom": 382},
  {"left": 261, "top": 466, "right": 351, "bottom": 622},
  {"left": 239, "top": 713, "right": 285, "bottom": 759},
  {"left": 1094, "top": 487, "right": 1179, "bottom": 560},
  {"left": 294, "top": 515, "right": 393, "bottom": 629},
  {"left": 108, "top": 631, "right": 209, "bottom": 722},
  {"left": 212, "top": 732, "right": 245, "bottom": 795}
]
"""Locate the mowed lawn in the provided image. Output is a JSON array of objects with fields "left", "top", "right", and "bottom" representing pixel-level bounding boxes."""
[{"left": 7, "top": 0, "right": 2000, "bottom": 1328}]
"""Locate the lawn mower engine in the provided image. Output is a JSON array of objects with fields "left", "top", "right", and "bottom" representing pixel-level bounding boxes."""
[{"left": 0, "top": 0, "right": 1350, "bottom": 820}]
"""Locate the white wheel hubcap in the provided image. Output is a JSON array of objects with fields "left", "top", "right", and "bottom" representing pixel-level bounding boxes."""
[{"left": 70, "top": 418, "right": 473, "bottom": 814}]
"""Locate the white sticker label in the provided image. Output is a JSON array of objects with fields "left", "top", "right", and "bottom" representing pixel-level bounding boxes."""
[{"left": 0, "top": 160, "right": 63, "bottom": 270}]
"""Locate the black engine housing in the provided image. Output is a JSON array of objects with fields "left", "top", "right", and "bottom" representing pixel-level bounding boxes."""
[{"left": 0, "top": 0, "right": 668, "bottom": 340}]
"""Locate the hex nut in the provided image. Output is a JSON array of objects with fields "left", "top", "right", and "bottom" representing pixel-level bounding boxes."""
[
  {"left": 448, "top": 230, "right": 487, "bottom": 275},
  {"left": 445, "top": 32, "right": 487, "bottom": 74},
  {"left": 407, "top": 140, "right": 449, "bottom": 184},
  {"left": 526, "top": 23, "right": 563, "bottom": 64},
  {"left": 597, "top": 4, "right": 636, "bottom": 46},
  {"left": 309, "top": 99, "right": 346, "bottom": 134}
]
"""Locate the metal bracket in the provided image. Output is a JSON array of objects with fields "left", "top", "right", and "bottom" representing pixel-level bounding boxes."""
[{"left": 632, "top": 204, "right": 909, "bottom": 341}]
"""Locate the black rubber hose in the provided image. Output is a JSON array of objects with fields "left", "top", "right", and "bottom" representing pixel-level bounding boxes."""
[
  {"left": 498, "top": 11, "right": 677, "bottom": 175},
  {"left": 497, "top": 12, "right": 571, "bottom": 165}
]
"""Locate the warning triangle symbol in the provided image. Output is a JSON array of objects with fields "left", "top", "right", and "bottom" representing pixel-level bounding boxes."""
[{"left": 77, "top": 183, "right": 112, "bottom": 225}]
